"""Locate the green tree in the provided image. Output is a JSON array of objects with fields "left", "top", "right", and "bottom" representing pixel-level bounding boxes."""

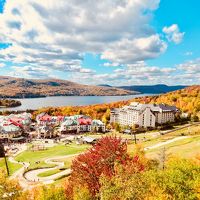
[{"left": 114, "top": 123, "right": 121, "bottom": 132}]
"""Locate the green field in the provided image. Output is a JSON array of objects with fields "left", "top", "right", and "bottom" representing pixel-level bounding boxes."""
[
  {"left": 38, "top": 156, "right": 75, "bottom": 177},
  {"left": 164, "top": 124, "right": 200, "bottom": 137},
  {"left": 128, "top": 124, "right": 200, "bottom": 157},
  {"left": 38, "top": 168, "right": 64, "bottom": 177},
  {"left": 0, "top": 158, "right": 22, "bottom": 176},
  {"left": 16, "top": 143, "right": 89, "bottom": 170},
  {"left": 146, "top": 135, "right": 200, "bottom": 159},
  {"left": 84, "top": 130, "right": 156, "bottom": 140}
]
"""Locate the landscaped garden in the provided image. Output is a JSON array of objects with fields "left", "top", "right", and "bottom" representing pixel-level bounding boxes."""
[
  {"left": 37, "top": 156, "right": 75, "bottom": 177},
  {"left": 15, "top": 143, "right": 90, "bottom": 170}
]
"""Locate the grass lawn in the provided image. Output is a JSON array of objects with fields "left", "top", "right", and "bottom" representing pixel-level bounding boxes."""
[
  {"left": 15, "top": 143, "right": 89, "bottom": 170},
  {"left": 146, "top": 135, "right": 200, "bottom": 159},
  {"left": 84, "top": 131, "right": 134, "bottom": 139},
  {"left": 165, "top": 124, "right": 200, "bottom": 137},
  {"left": 127, "top": 136, "right": 177, "bottom": 154},
  {"left": 53, "top": 156, "right": 75, "bottom": 168},
  {"left": 0, "top": 158, "right": 22, "bottom": 176},
  {"left": 38, "top": 168, "right": 64, "bottom": 177},
  {"left": 84, "top": 131, "right": 159, "bottom": 141},
  {"left": 128, "top": 124, "right": 200, "bottom": 156},
  {"left": 38, "top": 156, "right": 75, "bottom": 177}
]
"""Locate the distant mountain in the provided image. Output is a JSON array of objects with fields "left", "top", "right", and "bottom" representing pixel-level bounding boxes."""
[
  {"left": 118, "top": 84, "right": 187, "bottom": 94},
  {"left": 0, "top": 76, "right": 137, "bottom": 98},
  {"left": 97, "top": 84, "right": 112, "bottom": 87}
]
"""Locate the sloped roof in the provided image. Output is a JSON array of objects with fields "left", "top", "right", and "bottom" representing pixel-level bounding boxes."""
[
  {"left": 62, "top": 118, "right": 77, "bottom": 126},
  {"left": 122, "top": 102, "right": 178, "bottom": 113},
  {"left": 1, "top": 124, "right": 21, "bottom": 133},
  {"left": 92, "top": 119, "right": 103, "bottom": 126},
  {"left": 78, "top": 117, "right": 92, "bottom": 125}
]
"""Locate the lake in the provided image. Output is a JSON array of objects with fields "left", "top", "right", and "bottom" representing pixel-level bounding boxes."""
[{"left": 0, "top": 94, "right": 156, "bottom": 111}]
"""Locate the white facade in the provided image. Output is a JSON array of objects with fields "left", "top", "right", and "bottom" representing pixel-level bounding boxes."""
[{"left": 110, "top": 102, "right": 178, "bottom": 128}]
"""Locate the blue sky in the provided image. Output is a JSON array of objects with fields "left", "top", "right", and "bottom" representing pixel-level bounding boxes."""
[{"left": 0, "top": 0, "right": 199, "bottom": 85}]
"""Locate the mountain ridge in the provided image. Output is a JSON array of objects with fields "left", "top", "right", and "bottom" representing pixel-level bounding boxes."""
[
  {"left": 118, "top": 84, "right": 187, "bottom": 94},
  {"left": 0, "top": 76, "right": 137, "bottom": 98}
]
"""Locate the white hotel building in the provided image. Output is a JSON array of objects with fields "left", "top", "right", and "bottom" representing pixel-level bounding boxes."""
[{"left": 110, "top": 102, "right": 178, "bottom": 128}]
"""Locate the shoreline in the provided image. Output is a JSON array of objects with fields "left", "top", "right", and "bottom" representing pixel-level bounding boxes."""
[
  {"left": 0, "top": 94, "right": 157, "bottom": 112},
  {"left": 0, "top": 92, "right": 141, "bottom": 99}
]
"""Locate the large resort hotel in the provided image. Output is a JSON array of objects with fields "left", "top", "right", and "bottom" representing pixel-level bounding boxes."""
[{"left": 110, "top": 102, "right": 179, "bottom": 128}]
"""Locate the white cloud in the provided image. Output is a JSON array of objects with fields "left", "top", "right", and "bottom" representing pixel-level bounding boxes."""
[
  {"left": 177, "top": 58, "right": 200, "bottom": 73},
  {"left": 70, "top": 58, "right": 200, "bottom": 86},
  {"left": 184, "top": 51, "right": 193, "bottom": 56},
  {"left": 0, "top": 0, "right": 167, "bottom": 74},
  {"left": 70, "top": 61, "right": 178, "bottom": 85},
  {"left": 163, "top": 24, "right": 184, "bottom": 44},
  {"left": 101, "top": 35, "right": 167, "bottom": 64},
  {"left": 0, "top": 63, "right": 6, "bottom": 68},
  {"left": 103, "top": 62, "right": 121, "bottom": 67},
  {"left": 8, "top": 65, "right": 55, "bottom": 79}
]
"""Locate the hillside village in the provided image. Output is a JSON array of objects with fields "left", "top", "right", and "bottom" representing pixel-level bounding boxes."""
[
  {"left": 0, "top": 0, "right": 200, "bottom": 199},
  {"left": 0, "top": 99, "right": 194, "bottom": 148},
  {"left": 0, "top": 98, "right": 199, "bottom": 199},
  {"left": 0, "top": 86, "right": 199, "bottom": 200}
]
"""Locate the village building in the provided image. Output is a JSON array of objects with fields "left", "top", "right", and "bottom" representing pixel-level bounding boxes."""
[
  {"left": 36, "top": 125, "right": 55, "bottom": 139},
  {"left": 110, "top": 102, "right": 178, "bottom": 128},
  {"left": 36, "top": 113, "right": 65, "bottom": 126},
  {"left": 0, "top": 112, "right": 32, "bottom": 142},
  {"left": 36, "top": 114, "right": 105, "bottom": 138},
  {"left": 60, "top": 115, "right": 105, "bottom": 134}
]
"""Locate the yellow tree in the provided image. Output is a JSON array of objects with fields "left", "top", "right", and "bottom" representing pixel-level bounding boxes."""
[{"left": 0, "top": 170, "right": 29, "bottom": 200}]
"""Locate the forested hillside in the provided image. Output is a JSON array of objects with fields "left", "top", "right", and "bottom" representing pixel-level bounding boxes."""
[
  {"left": 0, "top": 76, "right": 136, "bottom": 98},
  {"left": 0, "top": 99, "right": 21, "bottom": 108},
  {"left": 33, "top": 85, "right": 200, "bottom": 121},
  {"left": 134, "top": 85, "right": 200, "bottom": 114}
]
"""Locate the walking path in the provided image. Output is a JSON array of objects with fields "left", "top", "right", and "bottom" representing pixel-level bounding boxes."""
[
  {"left": 7, "top": 141, "right": 80, "bottom": 188},
  {"left": 24, "top": 154, "right": 77, "bottom": 184},
  {"left": 144, "top": 136, "right": 189, "bottom": 151},
  {"left": 8, "top": 145, "right": 33, "bottom": 190}
]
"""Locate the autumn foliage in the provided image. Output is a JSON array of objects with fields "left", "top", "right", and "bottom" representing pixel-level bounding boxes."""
[
  {"left": 65, "top": 136, "right": 144, "bottom": 198},
  {"left": 32, "top": 85, "right": 200, "bottom": 123}
]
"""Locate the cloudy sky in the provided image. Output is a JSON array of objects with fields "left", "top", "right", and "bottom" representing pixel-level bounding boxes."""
[{"left": 0, "top": 0, "right": 199, "bottom": 86}]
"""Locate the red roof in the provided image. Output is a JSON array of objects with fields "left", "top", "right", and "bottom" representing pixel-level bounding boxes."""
[
  {"left": 57, "top": 116, "right": 64, "bottom": 121},
  {"left": 78, "top": 117, "right": 92, "bottom": 125},
  {"left": 40, "top": 115, "right": 52, "bottom": 121},
  {"left": 9, "top": 119, "right": 23, "bottom": 128}
]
